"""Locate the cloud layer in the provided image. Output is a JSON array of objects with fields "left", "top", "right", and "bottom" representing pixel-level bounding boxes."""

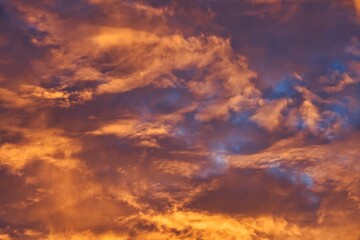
[{"left": 0, "top": 0, "right": 359, "bottom": 239}]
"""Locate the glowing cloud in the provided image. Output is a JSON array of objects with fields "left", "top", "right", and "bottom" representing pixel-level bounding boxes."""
[{"left": 0, "top": 0, "right": 359, "bottom": 239}]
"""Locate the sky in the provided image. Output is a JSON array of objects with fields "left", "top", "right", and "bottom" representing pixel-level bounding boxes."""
[{"left": 0, "top": 0, "right": 359, "bottom": 239}]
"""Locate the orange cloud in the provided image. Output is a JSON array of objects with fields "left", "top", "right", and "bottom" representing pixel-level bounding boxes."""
[
  {"left": 0, "top": 127, "right": 82, "bottom": 172},
  {"left": 251, "top": 98, "right": 289, "bottom": 131},
  {"left": 0, "top": 0, "right": 359, "bottom": 239},
  {"left": 355, "top": 0, "right": 360, "bottom": 17}
]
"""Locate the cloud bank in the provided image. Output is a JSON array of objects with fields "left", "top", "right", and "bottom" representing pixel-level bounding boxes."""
[{"left": 0, "top": 0, "right": 359, "bottom": 239}]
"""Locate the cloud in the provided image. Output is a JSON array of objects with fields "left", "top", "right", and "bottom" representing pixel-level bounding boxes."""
[
  {"left": 0, "top": 127, "right": 82, "bottom": 172},
  {"left": 228, "top": 133, "right": 360, "bottom": 209},
  {"left": 251, "top": 98, "right": 289, "bottom": 131},
  {"left": 355, "top": 0, "right": 360, "bottom": 19},
  {"left": 0, "top": 88, "right": 33, "bottom": 108},
  {"left": 187, "top": 167, "right": 319, "bottom": 218},
  {"left": 0, "top": 0, "right": 359, "bottom": 239},
  {"left": 89, "top": 118, "right": 171, "bottom": 148}
]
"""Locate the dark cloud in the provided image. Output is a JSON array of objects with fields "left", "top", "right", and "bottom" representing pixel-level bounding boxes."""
[
  {"left": 207, "top": 0, "right": 359, "bottom": 86},
  {"left": 187, "top": 167, "right": 320, "bottom": 219},
  {"left": 0, "top": 1, "right": 48, "bottom": 88}
]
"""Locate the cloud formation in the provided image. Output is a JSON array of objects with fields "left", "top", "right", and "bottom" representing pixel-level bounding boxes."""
[{"left": 0, "top": 0, "right": 359, "bottom": 239}]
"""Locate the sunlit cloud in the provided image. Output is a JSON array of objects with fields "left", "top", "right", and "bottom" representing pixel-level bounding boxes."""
[{"left": 0, "top": 0, "right": 359, "bottom": 239}]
